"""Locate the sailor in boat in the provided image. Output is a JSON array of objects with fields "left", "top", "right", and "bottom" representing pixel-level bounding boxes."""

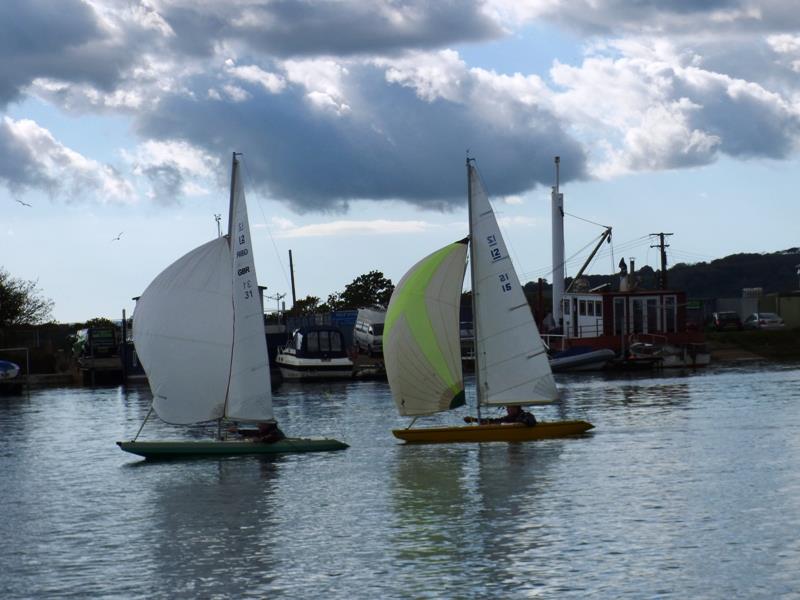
[
  {"left": 246, "top": 421, "right": 286, "bottom": 443},
  {"left": 464, "top": 405, "right": 538, "bottom": 426}
]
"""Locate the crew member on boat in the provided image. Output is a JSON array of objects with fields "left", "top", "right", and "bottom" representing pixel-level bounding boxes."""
[
  {"left": 247, "top": 421, "right": 286, "bottom": 443},
  {"left": 464, "top": 405, "right": 538, "bottom": 426}
]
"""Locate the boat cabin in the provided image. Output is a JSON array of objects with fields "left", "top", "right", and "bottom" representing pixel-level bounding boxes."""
[
  {"left": 562, "top": 289, "right": 687, "bottom": 340},
  {"left": 283, "top": 325, "right": 349, "bottom": 359}
]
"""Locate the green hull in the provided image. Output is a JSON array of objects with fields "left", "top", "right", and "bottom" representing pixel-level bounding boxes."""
[
  {"left": 392, "top": 420, "right": 594, "bottom": 444},
  {"left": 117, "top": 438, "right": 348, "bottom": 459}
]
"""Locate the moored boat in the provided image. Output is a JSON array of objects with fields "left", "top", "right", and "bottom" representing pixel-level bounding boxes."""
[
  {"left": 275, "top": 325, "right": 354, "bottom": 381},
  {"left": 0, "top": 359, "right": 20, "bottom": 381},
  {"left": 549, "top": 346, "right": 615, "bottom": 372}
]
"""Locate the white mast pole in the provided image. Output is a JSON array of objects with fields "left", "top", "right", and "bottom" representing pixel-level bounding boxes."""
[
  {"left": 467, "top": 157, "right": 483, "bottom": 422},
  {"left": 551, "top": 156, "right": 565, "bottom": 330}
]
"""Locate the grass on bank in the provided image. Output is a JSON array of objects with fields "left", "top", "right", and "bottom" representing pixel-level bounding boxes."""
[{"left": 706, "top": 328, "right": 800, "bottom": 360}]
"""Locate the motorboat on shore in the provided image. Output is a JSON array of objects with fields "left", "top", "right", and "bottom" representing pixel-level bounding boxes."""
[
  {"left": 275, "top": 325, "right": 354, "bottom": 381},
  {"left": 0, "top": 359, "right": 23, "bottom": 394},
  {"left": 0, "top": 360, "right": 20, "bottom": 381},
  {"left": 549, "top": 346, "right": 616, "bottom": 372},
  {"left": 627, "top": 337, "right": 710, "bottom": 368}
]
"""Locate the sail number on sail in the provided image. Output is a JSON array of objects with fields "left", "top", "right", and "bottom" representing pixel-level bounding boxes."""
[
  {"left": 236, "top": 221, "right": 255, "bottom": 300},
  {"left": 486, "top": 234, "right": 513, "bottom": 293}
]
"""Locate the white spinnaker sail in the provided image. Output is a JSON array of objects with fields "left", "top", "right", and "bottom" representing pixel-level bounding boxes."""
[
  {"left": 468, "top": 163, "right": 558, "bottom": 406},
  {"left": 385, "top": 240, "right": 468, "bottom": 416},
  {"left": 133, "top": 154, "right": 274, "bottom": 425},
  {"left": 225, "top": 156, "right": 274, "bottom": 422},
  {"left": 133, "top": 237, "right": 234, "bottom": 424}
]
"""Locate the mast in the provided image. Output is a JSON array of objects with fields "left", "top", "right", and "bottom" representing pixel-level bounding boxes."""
[
  {"left": 289, "top": 249, "right": 297, "bottom": 309},
  {"left": 221, "top": 152, "right": 240, "bottom": 429},
  {"left": 551, "top": 156, "right": 565, "bottom": 329},
  {"left": 227, "top": 152, "right": 240, "bottom": 239},
  {"left": 466, "top": 158, "right": 483, "bottom": 420}
]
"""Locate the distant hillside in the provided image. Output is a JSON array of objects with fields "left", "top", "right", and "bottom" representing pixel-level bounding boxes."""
[{"left": 523, "top": 248, "right": 800, "bottom": 300}]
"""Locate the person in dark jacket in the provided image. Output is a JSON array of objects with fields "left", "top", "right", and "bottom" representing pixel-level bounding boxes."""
[
  {"left": 249, "top": 421, "right": 286, "bottom": 443},
  {"left": 464, "top": 405, "right": 537, "bottom": 426}
]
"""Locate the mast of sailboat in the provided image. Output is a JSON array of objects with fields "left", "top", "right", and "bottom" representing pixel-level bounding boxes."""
[
  {"left": 551, "top": 156, "right": 565, "bottom": 330},
  {"left": 466, "top": 157, "right": 482, "bottom": 422},
  {"left": 220, "top": 151, "right": 241, "bottom": 438},
  {"left": 227, "top": 152, "right": 241, "bottom": 239}
]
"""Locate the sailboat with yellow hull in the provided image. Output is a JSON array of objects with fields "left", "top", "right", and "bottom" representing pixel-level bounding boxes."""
[{"left": 385, "top": 159, "right": 593, "bottom": 444}]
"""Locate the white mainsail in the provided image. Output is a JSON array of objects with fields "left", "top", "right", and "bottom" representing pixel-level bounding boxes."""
[
  {"left": 384, "top": 240, "right": 468, "bottom": 416},
  {"left": 468, "top": 162, "right": 558, "bottom": 406},
  {"left": 133, "top": 154, "right": 274, "bottom": 425},
  {"left": 224, "top": 156, "right": 274, "bottom": 422}
]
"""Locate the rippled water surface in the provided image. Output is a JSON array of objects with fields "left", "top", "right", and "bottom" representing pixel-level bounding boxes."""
[{"left": 2, "top": 363, "right": 800, "bottom": 598}]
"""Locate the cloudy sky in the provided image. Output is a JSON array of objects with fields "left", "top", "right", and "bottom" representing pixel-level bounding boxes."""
[{"left": 2, "top": 0, "right": 799, "bottom": 322}]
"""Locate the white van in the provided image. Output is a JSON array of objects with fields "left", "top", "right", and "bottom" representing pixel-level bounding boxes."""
[{"left": 353, "top": 307, "right": 386, "bottom": 357}]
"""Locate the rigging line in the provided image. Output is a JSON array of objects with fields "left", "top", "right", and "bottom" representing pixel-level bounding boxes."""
[
  {"left": 669, "top": 247, "right": 716, "bottom": 261},
  {"left": 519, "top": 234, "right": 602, "bottom": 281},
  {"left": 239, "top": 157, "right": 293, "bottom": 293},
  {"left": 563, "top": 211, "right": 610, "bottom": 229},
  {"left": 521, "top": 235, "right": 652, "bottom": 280}
]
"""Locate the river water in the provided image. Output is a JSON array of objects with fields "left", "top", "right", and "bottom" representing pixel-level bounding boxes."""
[{"left": 1, "top": 362, "right": 799, "bottom": 599}]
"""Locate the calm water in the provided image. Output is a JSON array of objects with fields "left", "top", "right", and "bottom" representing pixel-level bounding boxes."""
[{"left": 1, "top": 362, "right": 799, "bottom": 599}]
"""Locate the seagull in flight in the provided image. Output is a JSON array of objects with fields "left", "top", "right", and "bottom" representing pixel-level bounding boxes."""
[
  {"left": 15, "top": 199, "right": 31, "bottom": 207},
  {"left": 112, "top": 232, "right": 124, "bottom": 241}
]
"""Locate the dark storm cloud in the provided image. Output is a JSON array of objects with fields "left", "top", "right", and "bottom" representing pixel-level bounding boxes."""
[
  {"left": 136, "top": 67, "right": 586, "bottom": 211},
  {"left": 0, "top": 0, "right": 133, "bottom": 106},
  {"left": 159, "top": 0, "right": 502, "bottom": 59},
  {"left": 3, "top": 0, "right": 800, "bottom": 209}
]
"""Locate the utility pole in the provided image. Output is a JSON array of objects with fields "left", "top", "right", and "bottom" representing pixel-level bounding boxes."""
[
  {"left": 650, "top": 232, "right": 673, "bottom": 290},
  {"left": 214, "top": 214, "right": 222, "bottom": 237},
  {"left": 266, "top": 292, "right": 286, "bottom": 313},
  {"left": 289, "top": 250, "right": 297, "bottom": 309}
]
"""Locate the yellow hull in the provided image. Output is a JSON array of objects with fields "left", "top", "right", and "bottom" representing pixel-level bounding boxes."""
[{"left": 392, "top": 420, "right": 594, "bottom": 444}]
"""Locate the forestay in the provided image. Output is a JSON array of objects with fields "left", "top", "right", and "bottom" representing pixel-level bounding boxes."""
[
  {"left": 384, "top": 239, "right": 468, "bottom": 416},
  {"left": 468, "top": 164, "right": 558, "bottom": 406}
]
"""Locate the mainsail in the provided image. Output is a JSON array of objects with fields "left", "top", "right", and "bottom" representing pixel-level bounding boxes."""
[
  {"left": 384, "top": 239, "right": 468, "bottom": 416},
  {"left": 224, "top": 156, "right": 274, "bottom": 422},
  {"left": 133, "top": 154, "right": 274, "bottom": 425},
  {"left": 468, "top": 163, "right": 558, "bottom": 406}
]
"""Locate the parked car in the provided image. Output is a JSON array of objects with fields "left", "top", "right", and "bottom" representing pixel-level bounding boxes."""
[
  {"left": 743, "top": 312, "right": 785, "bottom": 330},
  {"left": 711, "top": 311, "right": 742, "bottom": 331},
  {"left": 353, "top": 307, "right": 386, "bottom": 356}
]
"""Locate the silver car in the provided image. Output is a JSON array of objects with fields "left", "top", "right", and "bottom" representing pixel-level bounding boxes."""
[{"left": 743, "top": 312, "right": 785, "bottom": 330}]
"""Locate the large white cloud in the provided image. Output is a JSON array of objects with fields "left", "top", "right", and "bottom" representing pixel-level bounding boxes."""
[{"left": 0, "top": 116, "right": 134, "bottom": 203}]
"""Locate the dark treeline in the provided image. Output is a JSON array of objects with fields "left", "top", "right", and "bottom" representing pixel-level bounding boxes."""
[{"left": 524, "top": 248, "right": 800, "bottom": 299}]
